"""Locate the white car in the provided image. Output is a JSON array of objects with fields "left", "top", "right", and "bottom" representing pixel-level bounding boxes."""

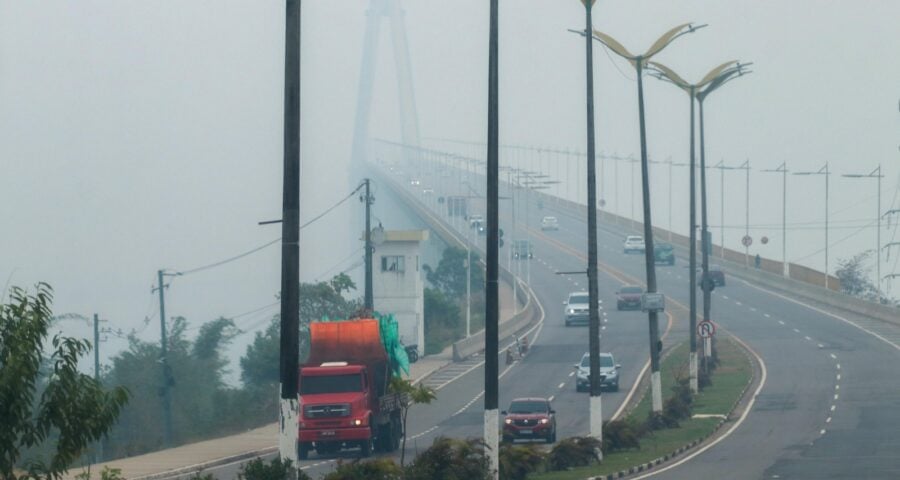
[
  {"left": 540, "top": 216, "right": 559, "bottom": 231},
  {"left": 623, "top": 235, "right": 645, "bottom": 254}
]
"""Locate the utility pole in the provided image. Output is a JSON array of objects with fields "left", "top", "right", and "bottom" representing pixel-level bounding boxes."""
[
  {"left": 363, "top": 178, "right": 374, "bottom": 311},
  {"left": 688, "top": 86, "right": 698, "bottom": 393},
  {"left": 279, "top": 0, "right": 301, "bottom": 472},
  {"left": 484, "top": 0, "right": 500, "bottom": 477},
  {"left": 154, "top": 270, "right": 175, "bottom": 447},
  {"left": 762, "top": 163, "right": 789, "bottom": 278},
  {"left": 93, "top": 313, "right": 104, "bottom": 463}
]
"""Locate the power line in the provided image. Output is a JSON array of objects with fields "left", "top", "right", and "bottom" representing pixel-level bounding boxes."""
[{"left": 176, "top": 185, "right": 365, "bottom": 277}]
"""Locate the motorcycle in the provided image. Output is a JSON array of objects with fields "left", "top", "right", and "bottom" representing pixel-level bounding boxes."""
[{"left": 404, "top": 344, "right": 419, "bottom": 363}]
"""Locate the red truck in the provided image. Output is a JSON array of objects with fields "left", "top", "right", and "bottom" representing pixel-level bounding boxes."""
[{"left": 297, "top": 318, "right": 404, "bottom": 459}]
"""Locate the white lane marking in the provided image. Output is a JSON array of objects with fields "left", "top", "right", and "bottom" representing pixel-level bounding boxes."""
[
  {"left": 548, "top": 395, "right": 555, "bottom": 402},
  {"left": 722, "top": 295, "right": 730, "bottom": 300},
  {"left": 835, "top": 384, "right": 840, "bottom": 390},
  {"left": 601, "top": 325, "right": 606, "bottom": 330},
  {"left": 836, "top": 373, "right": 841, "bottom": 380},
  {"left": 836, "top": 364, "right": 841, "bottom": 370},
  {"left": 834, "top": 394, "right": 839, "bottom": 400},
  {"left": 558, "top": 382, "right": 565, "bottom": 389},
  {"left": 826, "top": 417, "right": 832, "bottom": 423},
  {"left": 569, "top": 371, "right": 575, "bottom": 377},
  {"left": 736, "top": 301, "right": 743, "bottom": 306},
  {"left": 820, "top": 429, "right": 826, "bottom": 435},
  {"left": 818, "top": 343, "right": 824, "bottom": 348},
  {"left": 739, "top": 278, "right": 900, "bottom": 352},
  {"left": 793, "top": 328, "right": 801, "bottom": 333},
  {"left": 630, "top": 331, "right": 768, "bottom": 479},
  {"left": 830, "top": 405, "right": 836, "bottom": 412},
  {"left": 778, "top": 320, "right": 786, "bottom": 325},
  {"left": 829, "top": 353, "right": 837, "bottom": 359},
  {"left": 804, "top": 336, "right": 812, "bottom": 341},
  {"left": 764, "top": 313, "right": 771, "bottom": 318},
  {"left": 749, "top": 307, "right": 757, "bottom": 312}
]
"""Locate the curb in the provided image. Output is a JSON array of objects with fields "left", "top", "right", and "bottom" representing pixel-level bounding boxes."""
[
  {"left": 588, "top": 336, "right": 758, "bottom": 480},
  {"left": 130, "top": 446, "right": 278, "bottom": 480}
]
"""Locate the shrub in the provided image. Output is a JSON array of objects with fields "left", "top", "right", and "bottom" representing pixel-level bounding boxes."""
[
  {"left": 602, "top": 420, "right": 641, "bottom": 453},
  {"left": 498, "top": 443, "right": 545, "bottom": 480},
  {"left": 323, "top": 458, "right": 403, "bottom": 480},
  {"left": 405, "top": 437, "right": 491, "bottom": 480},
  {"left": 238, "top": 457, "right": 310, "bottom": 480},
  {"left": 546, "top": 437, "right": 601, "bottom": 471}
]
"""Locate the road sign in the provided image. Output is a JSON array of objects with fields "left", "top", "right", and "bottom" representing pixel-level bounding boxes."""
[
  {"left": 761, "top": 236, "right": 769, "bottom": 245},
  {"left": 742, "top": 235, "right": 753, "bottom": 247},
  {"left": 641, "top": 292, "right": 665, "bottom": 312},
  {"left": 697, "top": 320, "right": 716, "bottom": 339}
]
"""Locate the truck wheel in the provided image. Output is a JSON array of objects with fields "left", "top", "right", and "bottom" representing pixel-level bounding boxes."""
[{"left": 298, "top": 442, "right": 310, "bottom": 460}]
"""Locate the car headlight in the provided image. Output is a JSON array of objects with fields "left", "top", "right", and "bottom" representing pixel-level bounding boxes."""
[
  {"left": 351, "top": 418, "right": 364, "bottom": 426},
  {"left": 540, "top": 418, "right": 549, "bottom": 424},
  {"left": 504, "top": 418, "right": 512, "bottom": 425},
  {"left": 566, "top": 308, "right": 575, "bottom": 314}
]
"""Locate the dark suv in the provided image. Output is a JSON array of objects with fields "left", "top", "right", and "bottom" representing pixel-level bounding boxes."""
[
  {"left": 699, "top": 265, "right": 726, "bottom": 288},
  {"left": 616, "top": 285, "right": 644, "bottom": 310},
  {"left": 502, "top": 398, "right": 556, "bottom": 443},
  {"left": 654, "top": 243, "right": 675, "bottom": 266}
]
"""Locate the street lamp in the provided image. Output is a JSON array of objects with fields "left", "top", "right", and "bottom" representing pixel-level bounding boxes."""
[
  {"left": 761, "top": 163, "right": 789, "bottom": 278},
  {"left": 646, "top": 59, "right": 750, "bottom": 393},
  {"left": 794, "top": 163, "right": 831, "bottom": 289},
  {"left": 574, "top": 0, "right": 605, "bottom": 445},
  {"left": 843, "top": 165, "right": 884, "bottom": 303},
  {"left": 708, "top": 160, "right": 750, "bottom": 261},
  {"left": 589, "top": 22, "right": 706, "bottom": 413}
]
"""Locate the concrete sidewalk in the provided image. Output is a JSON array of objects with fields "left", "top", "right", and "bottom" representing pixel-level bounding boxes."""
[{"left": 67, "top": 284, "right": 521, "bottom": 480}]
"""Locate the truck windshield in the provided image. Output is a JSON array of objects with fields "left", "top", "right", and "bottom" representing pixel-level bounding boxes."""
[{"left": 300, "top": 374, "right": 362, "bottom": 394}]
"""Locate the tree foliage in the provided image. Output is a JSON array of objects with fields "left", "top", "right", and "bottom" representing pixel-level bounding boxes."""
[
  {"left": 0, "top": 284, "right": 129, "bottom": 480},
  {"left": 423, "top": 247, "right": 484, "bottom": 299},
  {"left": 404, "top": 437, "right": 491, "bottom": 480},
  {"left": 835, "top": 251, "right": 878, "bottom": 300},
  {"left": 389, "top": 378, "right": 437, "bottom": 467}
]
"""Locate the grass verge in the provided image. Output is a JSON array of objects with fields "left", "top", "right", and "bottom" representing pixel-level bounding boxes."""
[{"left": 529, "top": 337, "right": 752, "bottom": 480}]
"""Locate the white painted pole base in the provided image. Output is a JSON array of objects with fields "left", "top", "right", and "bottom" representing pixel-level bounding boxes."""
[
  {"left": 484, "top": 408, "right": 499, "bottom": 480},
  {"left": 590, "top": 394, "right": 603, "bottom": 461},
  {"left": 651, "top": 371, "right": 663, "bottom": 413},
  {"left": 689, "top": 352, "right": 699, "bottom": 393},
  {"left": 279, "top": 394, "right": 299, "bottom": 468}
]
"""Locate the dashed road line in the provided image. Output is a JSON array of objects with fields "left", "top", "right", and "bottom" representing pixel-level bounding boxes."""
[
  {"left": 830, "top": 353, "right": 837, "bottom": 359},
  {"left": 557, "top": 382, "right": 565, "bottom": 389},
  {"left": 778, "top": 320, "right": 785, "bottom": 325}
]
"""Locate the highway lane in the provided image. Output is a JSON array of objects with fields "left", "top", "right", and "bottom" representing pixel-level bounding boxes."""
[{"left": 529, "top": 194, "right": 900, "bottom": 478}]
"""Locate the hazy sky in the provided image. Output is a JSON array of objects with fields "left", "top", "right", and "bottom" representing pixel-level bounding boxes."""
[{"left": 2, "top": 1, "right": 898, "bottom": 382}]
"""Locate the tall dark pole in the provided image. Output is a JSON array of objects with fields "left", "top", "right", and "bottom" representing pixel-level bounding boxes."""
[
  {"left": 484, "top": 0, "right": 500, "bottom": 477},
  {"left": 279, "top": 0, "right": 301, "bottom": 468},
  {"left": 364, "top": 178, "right": 374, "bottom": 310},
  {"left": 698, "top": 97, "right": 712, "bottom": 375},
  {"left": 156, "top": 270, "right": 173, "bottom": 447},
  {"left": 688, "top": 87, "right": 698, "bottom": 393},
  {"left": 635, "top": 59, "right": 662, "bottom": 412},
  {"left": 93, "top": 313, "right": 103, "bottom": 462},
  {"left": 582, "top": 0, "right": 603, "bottom": 445}
]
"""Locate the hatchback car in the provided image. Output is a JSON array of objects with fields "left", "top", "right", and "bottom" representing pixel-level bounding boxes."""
[
  {"left": 623, "top": 235, "right": 645, "bottom": 254},
  {"left": 540, "top": 216, "right": 559, "bottom": 231},
  {"left": 502, "top": 398, "right": 556, "bottom": 443},
  {"left": 511, "top": 239, "right": 533, "bottom": 259},
  {"left": 616, "top": 285, "right": 644, "bottom": 310},
  {"left": 574, "top": 352, "right": 621, "bottom": 392}
]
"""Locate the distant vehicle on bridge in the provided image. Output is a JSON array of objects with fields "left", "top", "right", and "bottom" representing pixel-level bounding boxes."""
[
  {"left": 616, "top": 285, "right": 644, "bottom": 310},
  {"left": 699, "top": 265, "right": 726, "bottom": 287},
  {"left": 654, "top": 242, "right": 675, "bottom": 266},
  {"left": 511, "top": 239, "right": 533, "bottom": 259},
  {"left": 623, "top": 235, "right": 646, "bottom": 254},
  {"left": 564, "top": 291, "right": 590, "bottom": 327},
  {"left": 574, "top": 352, "right": 621, "bottom": 392},
  {"left": 540, "top": 216, "right": 559, "bottom": 231}
]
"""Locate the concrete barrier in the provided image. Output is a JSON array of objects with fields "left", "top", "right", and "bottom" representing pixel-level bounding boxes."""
[{"left": 528, "top": 188, "right": 899, "bottom": 326}]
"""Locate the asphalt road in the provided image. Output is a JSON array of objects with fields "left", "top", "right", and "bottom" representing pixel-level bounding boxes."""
[{"left": 195, "top": 164, "right": 900, "bottom": 479}]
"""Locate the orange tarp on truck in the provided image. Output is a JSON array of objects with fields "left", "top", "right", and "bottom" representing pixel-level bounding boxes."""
[{"left": 305, "top": 318, "right": 387, "bottom": 367}]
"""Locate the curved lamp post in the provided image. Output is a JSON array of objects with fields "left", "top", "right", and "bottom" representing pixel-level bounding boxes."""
[
  {"left": 648, "top": 60, "right": 750, "bottom": 391},
  {"left": 590, "top": 22, "right": 706, "bottom": 413}
]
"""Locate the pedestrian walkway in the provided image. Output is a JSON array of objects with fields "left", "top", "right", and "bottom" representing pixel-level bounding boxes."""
[{"left": 66, "top": 284, "right": 522, "bottom": 480}]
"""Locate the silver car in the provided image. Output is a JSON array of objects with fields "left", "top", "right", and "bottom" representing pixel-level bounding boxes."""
[
  {"left": 574, "top": 352, "right": 620, "bottom": 392},
  {"left": 564, "top": 292, "right": 589, "bottom": 327}
]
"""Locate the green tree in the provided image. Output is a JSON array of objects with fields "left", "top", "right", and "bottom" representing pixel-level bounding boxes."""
[
  {"left": 388, "top": 378, "right": 437, "bottom": 467},
  {"left": 404, "top": 437, "right": 491, "bottom": 480},
  {"left": 0, "top": 284, "right": 129, "bottom": 480},
  {"left": 835, "top": 251, "right": 877, "bottom": 300},
  {"left": 423, "top": 288, "right": 462, "bottom": 354},
  {"left": 423, "top": 247, "right": 484, "bottom": 299}
]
